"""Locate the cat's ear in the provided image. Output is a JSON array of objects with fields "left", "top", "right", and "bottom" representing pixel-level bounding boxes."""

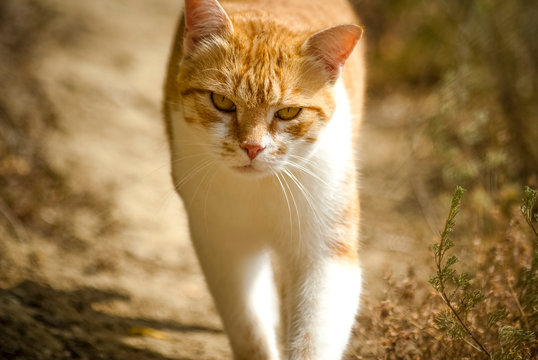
[
  {"left": 303, "top": 24, "right": 363, "bottom": 81},
  {"left": 183, "top": 0, "right": 233, "bottom": 52}
]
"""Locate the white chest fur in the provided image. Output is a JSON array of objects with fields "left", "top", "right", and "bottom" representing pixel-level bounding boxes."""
[{"left": 167, "top": 80, "right": 360, "bottom": 360}]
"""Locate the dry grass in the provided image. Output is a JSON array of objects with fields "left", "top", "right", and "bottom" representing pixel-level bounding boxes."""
[
  {"left": 347, "top": 0, "right": 538, "bottom": 358},
  {"left": 350, "top": 190, "right": 537, "bottom": 359}
]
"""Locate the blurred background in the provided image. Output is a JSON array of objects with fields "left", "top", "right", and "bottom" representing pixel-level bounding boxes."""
[{"left": 0, "top": 0, "right": 536, "bottom": 358}]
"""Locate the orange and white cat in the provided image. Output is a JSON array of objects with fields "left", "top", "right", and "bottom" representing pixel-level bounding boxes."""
[{"left": 164, "top": 0, "right": 365, "bottom": 358}]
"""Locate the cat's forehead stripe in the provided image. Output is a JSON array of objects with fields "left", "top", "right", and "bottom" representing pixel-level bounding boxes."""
[
  {"left": 234, "top": 72, "right": 280, "bottom": 106},
  {"left": 225, "top": 19, "right": 303, "bottom": 107}
]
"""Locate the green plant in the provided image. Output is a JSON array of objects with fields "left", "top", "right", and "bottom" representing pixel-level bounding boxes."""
[
  {"left": 429, "top": 186, "right": 538, "bottom": 359},
  {"left": 429, "top": 186, "right": 491, "bottom": 356}
]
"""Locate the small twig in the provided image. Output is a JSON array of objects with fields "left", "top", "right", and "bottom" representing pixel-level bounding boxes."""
[
  {"left": 507, "top": 278, "right": 530, "bottom": 330},
  {"left": 521, "top": 186, "right": 538, "bottom": 241},
  {"left": 0, "top": 198, "right": 29, "bottom": 242},
  {"left": 349, "top": 345, "right": 362, "bottom": 359},
  {"left": 407, "top": 318, "right": 439, "bottom": 338},
  {"left": 524, "top": 216, "right": 538, "bottom": 240},
  {"left": 412, "top": 176, "right": 441, "bottom": 237},
  {"left": 463, "top": 337, "right": 485, "bottom": 354}
]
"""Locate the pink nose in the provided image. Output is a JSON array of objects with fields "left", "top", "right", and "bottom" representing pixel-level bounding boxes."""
[{"left": 240, "top": 142, "right": 265, "bottom": 160}]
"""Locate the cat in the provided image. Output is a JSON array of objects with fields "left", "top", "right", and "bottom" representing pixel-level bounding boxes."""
[{"left": 163, "top": 0, "right": 365, "bottom": 358}]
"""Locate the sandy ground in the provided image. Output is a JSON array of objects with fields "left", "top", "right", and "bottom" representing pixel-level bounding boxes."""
[{"left": 1, "top": 0, "right": 442, "bottom": 358}]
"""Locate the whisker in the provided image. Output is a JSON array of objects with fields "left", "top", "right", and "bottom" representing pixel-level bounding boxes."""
[
  {"left": 169, "top": 152, "right": 208, "bottom": 165},
  {"left": 173, "top": 159, "right": 214, "bottom": 192},
  {"left": 155, "top": 187, "right": 178, "bottom": 217},
  {"left": 156, "top": 159, "right": 213, "bottom": 214},
  {"left": 187, "top": 160, "right": 216, "bottom": 210},
  {"left": 274, "top": 172, "right": 294, "bottom": 241},
  {"left": 170, "top": 138, "right": 205, "bottom": 146},
  {"left": 285, "top": 159, "right": 331, "bottom": 187},
  {"left": 280, "top": 171, "right": 302, "bottom": 246},
  {"left": 283, "top": 169, "right": 324, "bottom": 236}
]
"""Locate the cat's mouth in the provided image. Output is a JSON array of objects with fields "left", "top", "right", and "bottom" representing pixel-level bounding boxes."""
[{"left": 233, "top": 164, "right": 261, "bottom": 174}]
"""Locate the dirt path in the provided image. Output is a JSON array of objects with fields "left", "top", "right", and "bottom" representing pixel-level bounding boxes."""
[
  {"left": 2, "top": 0, "right": 230, "bottom": 358},
  {"left": 1, "top": 0, "right": 438, "bottom": 359}
]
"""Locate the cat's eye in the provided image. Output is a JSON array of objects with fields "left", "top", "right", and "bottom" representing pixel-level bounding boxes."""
[
  {"left": 275, "top": 107, "right": 302, "bottom": 121},
  {"left": 211, "top": 92, "right": 236, "bottom": 112}
]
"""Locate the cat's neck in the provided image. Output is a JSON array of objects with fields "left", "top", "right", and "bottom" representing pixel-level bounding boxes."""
[{"left": 311, "top": 79, "right": 355, "bottom": 176}]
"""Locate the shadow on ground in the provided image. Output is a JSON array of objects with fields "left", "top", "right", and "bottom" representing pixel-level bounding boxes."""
[{"left": 0, "top": 281, "right": 221, "bottom": 360}]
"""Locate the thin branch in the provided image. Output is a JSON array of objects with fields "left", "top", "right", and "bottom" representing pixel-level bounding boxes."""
[
  {"left": 507, "top": 278, "right": 530, "bottom": 331},
  {"left": 433, "top": 186, "right": 492, "bottom": 358},
  {"left": 439, "top": 291, "right": 491, "bottom": 358}
]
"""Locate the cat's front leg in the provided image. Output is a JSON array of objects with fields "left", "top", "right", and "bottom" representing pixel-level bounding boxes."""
[
  {"left": 283, "top": 255, "right": 362, "bottom": 360},
  {"left": 191, "top": 232, "right": 280, "bottom": 360}
]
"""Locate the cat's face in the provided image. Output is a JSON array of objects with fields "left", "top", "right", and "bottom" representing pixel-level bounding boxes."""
[
  {"left": 177, "top": 23, "right": 336, "bottom": 176},
  {"left": 172, "top": 0, "right": 361, "bottom": 177}
]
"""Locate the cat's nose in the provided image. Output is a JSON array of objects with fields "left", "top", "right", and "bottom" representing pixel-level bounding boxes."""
[{"left": 240, "top": 142, "right": 265, "bottom": 160}]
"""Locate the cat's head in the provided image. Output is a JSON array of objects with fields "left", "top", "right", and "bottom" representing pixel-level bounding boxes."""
[{"left": 173, "top": 0, "right": 361, "bottom": 176}]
